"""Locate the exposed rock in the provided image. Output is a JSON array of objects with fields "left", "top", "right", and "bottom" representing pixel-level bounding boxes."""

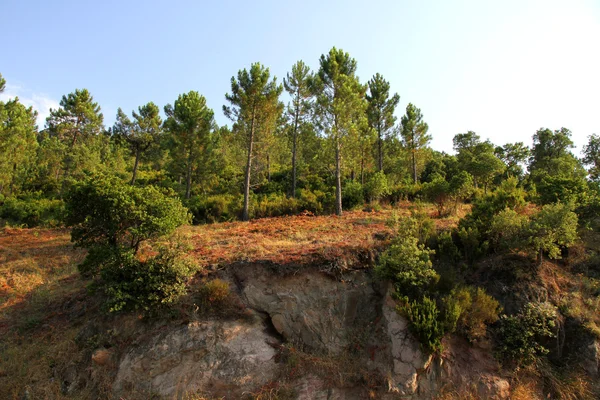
[
  {"left": 113, "top": 319, "right": 280, "bottom": 398},
  {"left": 380, "top": 287, "right": 433, "bottom": 395},
  {"left": 582, "top": 339, "right": 600, "bottom": 377},
  {"left": 241, "top": 269, "right": 380, "bottom": 354},
  {"left": 477, "top": 374, "right": 511, "bottom": 400}
]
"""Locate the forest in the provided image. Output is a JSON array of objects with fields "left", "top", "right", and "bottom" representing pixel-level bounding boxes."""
[{"left": 1, "top": 47, "right": 600, "bottom": 399}]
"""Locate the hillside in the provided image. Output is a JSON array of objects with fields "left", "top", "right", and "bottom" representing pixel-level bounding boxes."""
[{"left": 1, "top": 202, "right": 599, "bottom": 399}]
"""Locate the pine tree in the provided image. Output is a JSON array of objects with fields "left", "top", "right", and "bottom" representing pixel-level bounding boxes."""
[
  {"left": 164, "top": 91, "right": 214, "bottom": 199},
  {"left": 224, "top": 63, "right": 283, "bottom": 221},
  {"left": 400, "top": 103, "right": 430, "bottom": 183},
  {"left": 366, "top": 73, "right": 399, "bottom": 172},
  {"left": 314, "top": 47, "right": 368, "bottom": 215},
  {"left": 113, "top": 102, "right": 162, "bottom": 184},
  {"left": 283, "top": 60, "right": 313, "bottom": 197}
]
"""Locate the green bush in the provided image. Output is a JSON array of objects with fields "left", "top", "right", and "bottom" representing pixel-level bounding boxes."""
[
  {"left": 0, "top": 196, "right": 65, "bottom": 227},
  {"left": 297, "top": 189, "right": 325, "bottom": 214},
  {"left": 399, "top": 295, "right": 444, "bottom": 353},
  {"left": 489, "top": 208, "right": 529, "bottom": 252},
  {"left": 364, "top": 171, "right": 390, "bottom": 203},
  {"left": 252, "top": 192, "right": 300, "bottom": 219},
  {"left": 187, "top": 194, "right": 239, "bottom": 223},
  {"left": 376, "top": 218, "right": 438, "bottom": 298},
  {"left": 436, "top": 230, "right": 461, "bottom": 264},
  {"left": 529, "top": 202, "right": 578, "bottom": 264},
  {"left": 442, "top": 287, "right": 501, "bottom": 342},
  {"left": 496, "top": 302, "right": 558, "bottom": 366},
  {"left": 66, "top": 175, "right": 190, "bottom": 258},
  {"left": 342, "top": 180, "right": 364, "bottom": 209},
  {"left": 101, "top": 243, "right": 197, "bottom": 315}
]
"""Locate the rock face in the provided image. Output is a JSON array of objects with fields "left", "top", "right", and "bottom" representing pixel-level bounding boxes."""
[
  {"left": 583, "top": 339, "right": 600, "bottom": 377},
  {"left": 240, "top": 268, "right": 380, "bottom": 354},
  {"left": 107, "top": 264, "right": 509, "bottom": 399},
  {"left": 113, "top": 319, "right": 279, "bottom": 398}
]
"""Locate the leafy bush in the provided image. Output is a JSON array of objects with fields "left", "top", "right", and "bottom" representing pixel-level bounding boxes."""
[
  {"left": 364, "top": 171, "right": 390, "bottom": 203},
  {"left": 442, "top": 287, "right": 501, "bottom": 342},
  {"left": 458, "top": 226, "right": 488, "bottom": 266},
  {"left": 252, "top": 192, "right": 300, "bottom": 219},
  {"left": 376, "top": 233, "right": 437, "bottom": 298},
  {"left": 496, "top": 302, "right": 558, "bottom": 366},
  {"left": 489, "top": 208, "right": 529, "bottom": 252},
  {"left": 100, "top": 243, "right": 197, "bottom": 314},
  {"left": 436, "top": 230, "right": 461, "bottom": 264},
  {"left": 399, "top": 295, "right": 444, "bottom": 353},
  {"left": 0, "top": 196, "right": 65, "bottom": 227},
  {"left": 66, "top": 175, "right": 190, "bottom": 258},
  {"left": 297, "top": 189, "right": 324, "bottom": 214},
  {"left": 187, "top": 194, "right": 239, "bottom": 223},
  {"left": 529, "top": 203, "right": 578, "bottom": 264},
  {"left": 342, "top": 180, "right": 364, "bottom": 209}
]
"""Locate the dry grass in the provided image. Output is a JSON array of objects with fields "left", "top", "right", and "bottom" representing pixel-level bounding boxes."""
[
  {"left": 0, "top": 227, "right": 89, "bottom": 399},
  {"left": 185, "top": 203, "right": 460, "bottom": 268},
  {"left": 0, "top": 204, "right": 463, "bottom": 399}
]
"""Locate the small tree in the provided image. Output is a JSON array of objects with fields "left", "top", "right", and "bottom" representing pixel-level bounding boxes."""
[
  {"left": 66, "top": 175, "right": 190, "bottom": 275},
  {"left": 529, "top": 203, "right": 578, "bottom": 265}
]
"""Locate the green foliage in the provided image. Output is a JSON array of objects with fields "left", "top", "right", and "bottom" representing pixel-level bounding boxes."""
[
  {"left": 376, "top": 217, "right": 437, "bottom": 298},
  {"left": 489, "top": 208, "right": 529, "bottom": 251},
  {"left": 66, "top": 175, "right": 190, "bottom": 274},
  {"left": 422, "top": 176, "right": 450, "bottom": 216},
  {"left": 364, "top": 171, "right": 390, "bottom": 203},
  {"left": 187, "top": 194, "right": 240, "bottom": 224},
  {"left": 100, "top": 242, "right": 197, "bottom": 315},
  {"left": 342, "top": 180, "right": 364, "bottom": 209},
  {"left": 366, "top": 73, "right": 400, "bottom": 172},
  {"left": 458, "top": 226, "right": 489, "bottom": 266},
  {"left": 398, "top": 295, "right": 444, "bottom": 353},
  {"left": 496, "top": 302, "right": 558, "bottom": 366},
  {"left": 442, "top": 287, "right": 501, "bottom": 342},
  {"left": 0, "top": 98, "right": 38, "bottom": 197},
  {"left": 529, "top": 202, "right": 578, "bottom": 262},
  {"left": 0, "top": 195, "right": 65, "bottom": 227},
  {"left": 436, "top": 230, "right": 461, "bottom": 264},
  {"left": 401, "top": 103, "right": 430, "bottom": 183}
]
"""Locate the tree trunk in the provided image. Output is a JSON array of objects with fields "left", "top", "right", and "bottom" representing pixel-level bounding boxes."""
[
  {"left": 412, "top": 149, "right": 417, "bottom": 184},
  {"left": 242, "top": 110, "right": 256, "bottom": 221},
  {"left": 335, "top": 136, "right": 343, "bottom": 216},
  {"left": 131, "top": 147, "right": 140, "bottom": 185},
  {"left": 378, "top": 125, "right": 383, "bottom": 172},
  {"left": 267, "top": 154, "right": 271, "bottom": 182},
  {"left": 360, "top": 152, "right": 365, "bottom": 186},
  {"left": 291, "top": 97, "right": 300, "bottom": 198},
  {"left": 185, "top": 147, "right": 192, "bottom": 199}
]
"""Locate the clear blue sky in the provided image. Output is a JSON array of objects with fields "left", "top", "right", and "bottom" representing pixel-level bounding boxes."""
[{"left": 2, "top": 0, "right": 599, "bottom": 153}]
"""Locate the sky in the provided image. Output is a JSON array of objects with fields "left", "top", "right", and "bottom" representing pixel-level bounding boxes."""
[{"left": 1, "top": 0, "right": 599, "bottom": 154}]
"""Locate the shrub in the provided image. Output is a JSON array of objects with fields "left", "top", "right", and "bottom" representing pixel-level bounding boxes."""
[
  {"left": 458, "top": 226, "right": 488, "bottom": 266},
  {"left": 489, "top": 208, "right": 529, "bottom": 252},
  {"left": 376, "top": 234, "right": 437, "bottom": 298},
  {"left": 529, "top": 203, "right": 578, "bottom": 264},
  {"left": 297, "top": 189, "right": 324, "bottom": 214},
  {"left": 252, "top": 192, "right": 300, "bottom": 219},
  {"left": 187, "top": 194, "right": 239, "bottom": 223},
  {"left": 342, "top": 180, "right": 364, "bottom": 209},
  {"left": 66, "top": 175, "right": 190, "bottom": 258},
  {"left": 399, "top": 295, "right": 444, "bottom": 353},
  {"left": 436, "top": 230, "right": 461, "bottom": 264},
  {"left": 496, "top": 302, "right": 558, "bottom": 366},
  {"left": 0, "top": 196, "right": 65, "bottom": 227},
  {"left": 364, "top": 171, "right": 390, "bottom": 203},
  {"left": 442, "top": 287, "right": 501, "bottom": 342},
  {"left": 101, "top": 243, "right": 197, "bottom": 315}
]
